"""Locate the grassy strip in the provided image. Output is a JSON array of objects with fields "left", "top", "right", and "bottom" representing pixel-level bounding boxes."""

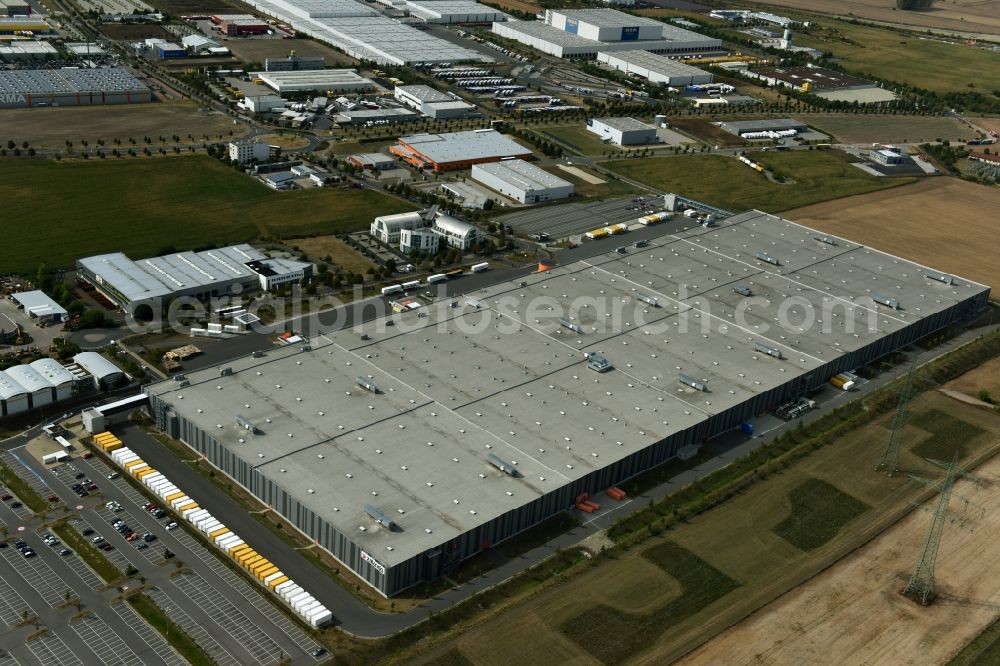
[
  {"left": 0, "top": 461, "right": 49, "bottom": 514},
  {"left": 773, "top": 478, "right": 870, "bottom": 552},
  {"left": 51, "top": 520, "right": 122, "bottom": 584},
  {"left": 126, "top": 593, "right": 214, "bottom": 666},
  {"left": 560, "top": 541, "right": 740, "bottom": 663},
  {"left": 910, "top": 409, "right": 984, "bottom": 461},
  {"left": 949, "top": 614, "right": 1000, "bottom": 665}
]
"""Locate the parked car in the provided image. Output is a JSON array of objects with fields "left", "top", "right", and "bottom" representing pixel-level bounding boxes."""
[
  {"left": 165, "top": 522, "right": 178, "bottom": 531},
  {"left": 82, "top": 528, "right": 95, "bottom": 536},
  {"left": 47, "top": 495, "right": 59, "bottom": 502},
  {"left": 83, "top": 452, "right": 93, "bottom": 459},
  {"left": 106, "top": 472, "right": 119, "bottom": 480},
  {"left": 135, "top": 542, "right": 148, "bottom": 550},
  {"left": 10, "top": 502, "right": 22, "bottom": 509},
  {"left": 74, "top": 473, "right": 85, "bottom": 479},
  {"left": 0, "top": 494, "right": 12, "bottom": 501},
  {"left": 59, "top": 548, "right": 72, "bottom": 556},
  {"left": 142, "top": 533, "right": 156, "bottom": 542},
  {"left": 153, "top": 509, "right": 167, "bottom": 519},
  {"left": 91, "top": 536, "right": 105, "bottom": 545}
]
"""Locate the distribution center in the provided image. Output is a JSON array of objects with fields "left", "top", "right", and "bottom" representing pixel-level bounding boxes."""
[
  {"left": 390, "top": 129, "right": 533, "bottom": 171},
  {"left": 254, "top": 69, "right": 375, "bottom": 94},
  {"left": 586, "top": 117, "right": 659, "bottom": 146},
  {"left": 471, "top": 160, "right": 574, "bottom": 204},
  {"left": 145, "top": 210, "right": 989, "bottom": 596},
  {"left": 597, "top": 50, "right": 713, "bottom": 86},
  {"left": 0, "top": 68, "right": 151, "bottom": 108}
]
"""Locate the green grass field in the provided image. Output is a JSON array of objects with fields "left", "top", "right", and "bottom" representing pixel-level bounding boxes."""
[
  {"left": 909, "top": 409, "right": 983, "bottom": 461},
  {"left": 0, "top": 158, "right": 415, "bottom": 274},
  {"left": 542, "top": 125, "right": 616, "bottom": 156},
  {"left": 773, "top": 478, "right": 870, "bottom": 551},
  {"left": 544, "top": 165, "right": 637, "bottom": 200},
  {"left": 950, "top": 615, "right": 1000, "bottom": 666},
  {"left": 127, "top": 593, "right": 213, "bottom": 666},
  {"left": 792, "top": 18, "right": 1000, "bottom": 97},
  {"left": 560, "top": 541, "right": 740, "bottom": 663},
  {"left": 604, "top": 151, "right": 913, "bottom": 212}
]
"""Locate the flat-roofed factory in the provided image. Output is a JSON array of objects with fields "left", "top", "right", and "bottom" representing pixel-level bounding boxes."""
[{"left": 145, "top": 210, "right": 989, "bottom": 596}]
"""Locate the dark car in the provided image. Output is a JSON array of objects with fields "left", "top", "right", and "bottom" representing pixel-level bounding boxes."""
[
  {"left": 153, "top": 509, "right": 167, "bottom": 519},
  {"left": 47, "top": 495, "right": 59, "bottom": 502},
  {"left": 311, "top": 648, "right": 327, "bottom": 657},
  {"left": 87, "top": 483, "right": 98, "bottom": 491},
  {"left": 83, "top": 452, "right": 94, "bottom": 459},
  {"left": 22, "top": 550, "right": 35, "bottom": 558},
  {"left": 10, "top": 501, "right": 22, "bottom": 509},
  {"left": 60, "top": 548, "right": 72, "bottom": 556},
  {"left": 0, "top": 494, "right": 12, "bottom": 501},
  {"left": 135, "top": 542, "right": 148, "bottom": 550},
  {"left": 74, "top": 473, "right": 85, "bottom": 479},
  {"left": 142, "top": 533, "right": 157, "bottom": 542},
  {"left": 82, "top": 528, "right": 95, "bottom": 536}
]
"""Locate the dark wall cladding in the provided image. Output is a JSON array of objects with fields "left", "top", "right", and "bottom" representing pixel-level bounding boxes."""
[{"left": 146, "top": 288, "right": 989, "bottom": 596}]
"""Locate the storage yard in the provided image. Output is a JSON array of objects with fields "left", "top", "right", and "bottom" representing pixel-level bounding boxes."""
[
  {"left": 784, "top": 177, "right": 1000, "bottom": 292},
  {"left": 405, "top": 386, "right": 1000, "bottom": 665},
  {"left": 144, "top": 209, "right": 988, "bottom": 596},
  {"left": 0, "top": 158, "right": 414, "bottom": 274}
]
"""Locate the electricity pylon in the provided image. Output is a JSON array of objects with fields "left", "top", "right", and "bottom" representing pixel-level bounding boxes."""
[{"left": 876, "top": 360, "right": 918, "bottom": 476}]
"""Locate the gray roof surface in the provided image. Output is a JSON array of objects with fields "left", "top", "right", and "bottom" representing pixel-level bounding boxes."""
[
  {"left": 0, "top": 68, "right": 148, "bottom": 95},
  {"left": 146, "top": 210, "right": 989, "bottom": 566},
  {"left": 592, "top": 116, "right": 657, "bottom": 132},
  {"left": 473, "top": 159, "right": 573, "bottom": 192},
  {"left": 397, "top": 129, "right": 531, "bottom": 164},
  {"left": 599, "top": 49, "right": 710, "bottom": 76},
  {"left": 77, "top": 245, "right": 266, "bottom": 303},
  {"left": 553, "top": 8, "right": 663, "bottom": 28},
  {"left": 12, "top": 290, "right": 67, "bottom": 318},
  {"left": 396, "top": 84, "right": 453, "bottom": 103},
  {"left": 73, "top": 352, "right": 125, "bottom": 380},
  {"left": 719, "top": 118, "right": 808, "bottom": 132}
]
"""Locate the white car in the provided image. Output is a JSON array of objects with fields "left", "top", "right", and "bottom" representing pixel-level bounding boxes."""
[{"left": 165, "top": 522, "right": 178, "bottom": 531}]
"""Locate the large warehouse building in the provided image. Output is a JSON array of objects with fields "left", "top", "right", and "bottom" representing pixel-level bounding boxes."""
[
  {"left": 492, "top": 8, "right": 721, "bottom": 59},
  {"left": 586, "top": 116, "right": 658, "bottom": 146},
  {"left": 390, "top": 129, "right": 532, "bottom": 171},
  {"left": 472, "top": 160, "right": 574, "bottom": 204},
  {"left": 405, "top": 0, "right": 506, "bottom": 24},
  {"left": 394, "top": 84, "right": 478, "bottom": 119},
  {"left": 0, "top": 68, "right": 151, "bottom": 108},
  {"left": 254, "top": 69, "right": 374, "bottom": 94},
  {"left": 77, "top": 245, "right": 313, "bottom": 319},
  {"left": 597, "top": 50, "right": 712, "bottom": 86},
  {"left": 144, "top": 210, "right": 989, "bottom": 596}
]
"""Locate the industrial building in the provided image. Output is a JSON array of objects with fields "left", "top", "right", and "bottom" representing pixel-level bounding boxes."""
[
  {"left": 743, "top": 65, "right": 896, "bottom": 103},
  {"left": 371, "top": 210, "right": 482, "bottom": 251},
  {"left": 0, "top": 0, "right": 31, "bottom": 16},
  {"left": 718, "top": 118, "right": 808, "bottom": 136},
  {"left": 181, "top": 34, "right": 226, "bottom": 54},
  {"left": 492, "top": 8, "right": 721, "bottom": 59},
  {"left": 472, "top": 160, "right": 574, "bottom": 204},
  {"left": 0, "top": 40, "right": 58, "bottom": 61},
  {"left": 0, "top": 17, "right": 50, "bottom": 33},
  {"left": 254, "top": 69, "right": 374, "bottom": 94},
  {"left": 404, "top": 0, "right": 506, "bottom": 24},
  {"left": 76, "top": 245, "right": 314, "bottom": 318},
  {"left": 0, "top": 68, "right": 151, "bottom": 108},
  {"left": 145, "top": 209, "right": 989, "bottom": 595},
  {"left": 72, "top": 352, "right": 129, "bottom": 391},
  {"left": 64, "top": 42, "right": 107, "bottom": 57},
  {"left": 211, "top": 14, "right": 270, "bottom": 35},
  {"left": 245, "top": 258, "right": 314, "bottom": 290},
  {"left": 334, "top": 107, "right": 420, "bottom": 126},
  {"left": 242, "top": 94, "right": 285, "bottom": 113},
  {"left": 349, "top": 152, "right": 396, "bottom": 171},
  {"left": 869, "top": 148, "right": 906, "bottom": 166},
  {"left": 586, "top": 117, "right": 658, "bottom": 146},
  {"left": 11, "top": 291, "right": 68, "bottom": 324},
  {"left": 0, "top": 358, "right": 80, "bottom": 418},
  {"left": 243, "top": 0, "right": 489, "bottom": 65},
  {"left": 390, "top": 129, "right": 532, "bottom": 171},
  {"left": 156, "top": 42, "right": 186, "bottom": 59},
  {"left": 229, "top": 139, "right": 271, "bottom": 163},
  {"left": 265, "top": 55, "right": 325, "bottom": 71},
  {"left": 596, "top": 50, "right": 712, "bottom": 86},
  {"left": 394, "top": 84, "right": 478, "bottom": 119}
]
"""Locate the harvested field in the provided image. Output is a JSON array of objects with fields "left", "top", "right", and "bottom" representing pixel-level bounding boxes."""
[
  {"left": 783, "top": 177, "right": 1000, "bottom": 293},
  {"left": 404, "top": 390, "right": 1000, "bottom": 666},
  {"left": 256, "top": 132, "right": 310, "bottom": 149},
  {"left": 799, "top": 114, "right": 973, "bottom": 144},
  {"left": 679, "top": 446, "right": 1000, "bottom": 666},
  {"left": 144, "top": 0, "right": 246, "bottom": 13},
  {"left": 285, "top": 235, "right": 375, "bottom": 275},
  {"left": 478, "top": 0, "right": 539, "bottom": 13},
  {"left": 99, "top": 24, "right": 172, "bottom": 40},
  {"left": 0, "top": 102, "right": 239, "bottom": 149},
  {"left": 752, "top": 0, "right": 1000, "bottom": 38},
  {"left": 773, "top": 478, "right": 870, "bottom": 551},
  {"left": 224, "top": 38, "right": 358, "bottom": 67},
  {"left": 669, "top": 118, "right": 746, "bottom": 147},
  {"left": 943, "top": 356, "right": 1000, "bottom": 403}
]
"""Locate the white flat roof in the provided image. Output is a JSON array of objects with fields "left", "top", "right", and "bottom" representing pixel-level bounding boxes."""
[
  {"left": 396, "top": 84, "right": 452, "bottom": 103},
  {"left": 598, "top": 49, "right": 711, "bottom": 76},
  {"left": 398, "top": 129, "right": 531, "bottom": 164},
  {"left": 12, "top": 290, "right": 67, "bottom": 318},
  {"left": 551, "top": 8, "right": 663, "bottom": 28},
  {"left": 592, "top": 116, "right": 657, "bottom": 132},
  {"left": 473, "top": 159, "right": 572, "bottom": 192}
]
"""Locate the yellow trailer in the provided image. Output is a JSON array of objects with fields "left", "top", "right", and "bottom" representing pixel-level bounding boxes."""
[
  {"left": 177, "top": 501, "right": 198, "bottom": 513},
  {"left": 209, "top": 527, "right": 230, "bottom": 539},
  {"left": 104, "top": 441, "right": 122, "bottom": 452},
  {"left": 257, "top": 565, "right": 279, "bottom": 581},
  {"left": 165, "top": 491, "right": 185, "bottom": 503},
  {"left": 136, "top": 468, "right": 157, "bottom": 480},
  {"left": 229, "top": 544, "right": 251, "bottom": 558},
  {"left": 267, "top": 575, "right": 289, "bottom": 590},
  {"left": 236, "top": 550, "right": 258, "bottom": 565},
  {"left": 124, "top": 459, "right": 146, "bottom": 470},
  {"left": 251, "top": 559, "right": 272, "bottom": 575},
  {"left": 243, "top": 555, "right": 264, "bottom": 571}
]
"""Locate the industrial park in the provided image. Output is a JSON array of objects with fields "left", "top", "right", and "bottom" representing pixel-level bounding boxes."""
[{"left": 2, "top": 0, "right": 1000, "bottom": 661}]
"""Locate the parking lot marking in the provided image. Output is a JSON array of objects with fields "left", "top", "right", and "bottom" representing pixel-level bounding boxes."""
[
  {"left": 69, "top": 613, "right": 143, "bottom": 666},
  {"left": 146, "top": 587, "right": 242, "bottom": 666},
  {"left": 111, "top": 601, "right": 188, "bottom": 666},
  {"left": 0, "top": 561, "right": 35, "bottom": 625},
  {"left": 26, "top": 631, "right": 85, "bottom": 666}
]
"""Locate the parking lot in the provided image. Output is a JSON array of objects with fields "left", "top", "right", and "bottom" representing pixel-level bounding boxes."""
[
  {"left": 497, "top": 196, "right": 663, "bottom": 238},
  {"left": 0, "top": 441, "right": 327, "bottom": 665}
]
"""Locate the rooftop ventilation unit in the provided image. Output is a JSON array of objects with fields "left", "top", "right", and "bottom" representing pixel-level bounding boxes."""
[
  {"left": 587, "top": 352, "right": 613, "bottom": 373},
  {"left": 220, "top": 367, "right": 233, "bottom": 377},
  {"left": 559, "top": 318, "right": 583, "bottom": 334},
  {"left": 356, "top": 376, "right": 381, "bottom": 394},
  {"left": 871, "top": 293, "right": 899, "bottom": 309},
  {"left": 753, "top": 341, "right": 783, "bottom": 359},
  {"left": 814, "top": 235, "right": 837, "bottom": 246},
  {"left": 679, "top": 373, "right": 707, "bottom": 392},
  {"left": 236, "top": 415, "right": 257, "bottom": 433},
  {"left": 733, "top": 284, "right": 752, "bottom": 297},
  {"left": 636, "top": 293, "right": 659, "bottom": 307},
  {"left": 755, "top": 251, "right": 780, "bottom": 266},
  {"left": 486, "top": 453, "right": 518, "bottom": 476},
  {"left": 926, "top": 271, "right": 954, "bottom": 285},
  {"left": 364, "top": 504, "right": 398, "bottom": 530}
]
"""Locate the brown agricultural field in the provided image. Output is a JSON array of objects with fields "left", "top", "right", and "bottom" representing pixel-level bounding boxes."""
[
  {"left": 100, "top": 24, "right": 173, "bottom": 40},
  {"left": 223, "top": 38, "right": 358, "bottom": 67},
  {"left": 797, "top": 114, "right": 974, "bottom": 144},
  {"left": 668, "top": 118, "right": 746, "bottom": 147},
  {"left": 145, "top": 0, "right": 247, "bottom": 14},
  {"left": 0, "top": 102, "right": 241, "bottom": 149},
  {"left": 784, "top": 177, "right": 1000, "bottom": 293},
  {"left": 285, "top": 236, "right": 375, "bottom": 275},
  {"left": 680, "top": 444, "right": 1000, "bottom": 666},
  {"left": 477, "top": 0, "right": 539, "bottom": 13},
  {"left": 757, "top": 0, "right": 1000, "bottom": 37},
  {"left": 944, "top": 356, "right": 1000, "bottom": 404}
]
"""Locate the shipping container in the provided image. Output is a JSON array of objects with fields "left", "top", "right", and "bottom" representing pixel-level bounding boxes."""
[
  {"left": 209, "top": 527, "right": 230, "bottom": 539},
  {"left": 585, "top": 228, "right": 608, "bottom": 240},
  {"left": 165, "top": 491, "right": 186, "bottom": 504},
  {"left": 309, "top": 609, "right": 333, "bottom": 628},
  {"left": 257, "top": 565, "right": 279, "bottom": 581},
  {"left": 401, "top": 280, "right": 421, "bottom": 290},
  {"left": 274, "top": 581, "right": 296, "bottom": 597},
  {"left": 381, "top": 285, "right": 403, "bottom": 296},
  {"left": 427, "top": 273, "right": 447, "bottom": 284},
  {"left": 268, "top": 575, "right": 289, "bottom": 590}
]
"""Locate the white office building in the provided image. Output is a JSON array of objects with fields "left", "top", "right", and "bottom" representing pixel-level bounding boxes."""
[
  {"left": 229, "top": 140, "right": 271, "bottom": 163},
  {"left": 400, "top": 228, "right": 440, "bottom": 255},
  {"left": 471, "top": 160, "right": 574, "bottom": 204},
  {"left": 586, "top": 117, "right": 659, "bottom": 146},
  {"left": 371, "top": 211, "right": 481, "bottom": 251}
]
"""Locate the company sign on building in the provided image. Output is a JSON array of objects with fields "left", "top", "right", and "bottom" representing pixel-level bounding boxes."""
[
  {"left": 564, "top": 17, "right": 578, "bottom": 33},
  {"left": 361, "top": 550, "right": 386, "bottom": 576},
  {"left": 621, "top": 26, "right": 640, "bottom": 40}
]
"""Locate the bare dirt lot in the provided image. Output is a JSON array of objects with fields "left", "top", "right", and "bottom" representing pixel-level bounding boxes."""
[
  {"left": 224, "top": 38, "right": 358, "bottom": 67},
  {"left": 783, "top": 177, "right": 1000, "bottom": 292},
  {"left": 1, "top": 102, "right": 241, "bottom": 148},
  {"left": 679, "top": 446, "right": 1000, "bottom": 666},
  {"left": 99, "top": 23, "right": 173, "bottom": 40},
  {"left": 669, "top": 118, "right": 746, "bottom": 147},
  {"left": 944, "top": 356, "right": 1000, "bottom": 403},
  {"left": 758, "top": 0, "right": 1000, "bottom": 38},
  {"left": 798, "top": 114, "right": 974, "bottom": 144},
  {"left": 146, "top": 0, "right": 246, "bottom": 13},
  {"left": 256, "top": 132, "right": 310, "bottom": 149},
  {"left": 285, "top": 235, "right": 375, "bottom": 274}
]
